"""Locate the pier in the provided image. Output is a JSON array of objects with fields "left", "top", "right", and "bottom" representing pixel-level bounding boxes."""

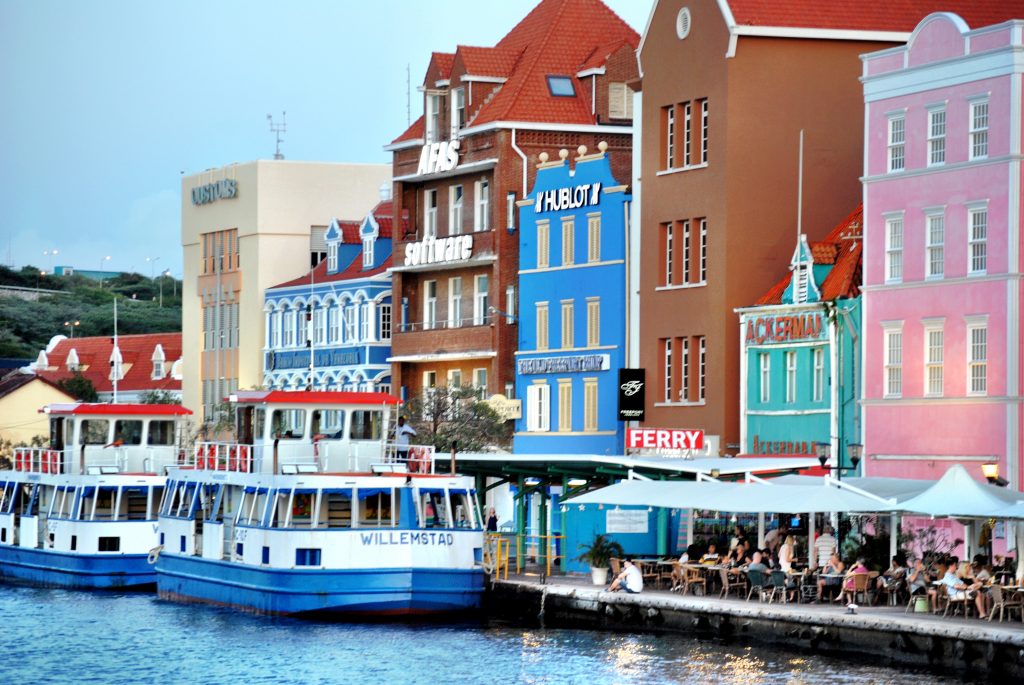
[{"left": 487, "top": 576, "right": 1024, "bottom": 679}]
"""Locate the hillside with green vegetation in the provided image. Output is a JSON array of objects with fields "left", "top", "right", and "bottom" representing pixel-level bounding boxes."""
[{"left": 0, "top": 265, "right": 182, "bottom": 358}]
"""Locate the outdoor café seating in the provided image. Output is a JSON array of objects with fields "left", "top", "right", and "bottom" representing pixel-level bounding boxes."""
[
  {"left": 746, "top": 568, "right": 768, "bottom": 602},
  {"left": 683, "top": 565, "right": 707, "bottom": 596},
  {"left": 720, "top": 567, "right": 747, "bottom": 599},
  {"left": 986, "top": 585, "right": 1023, "bottom": 623},
  {"left": 767, "top": 570, "right": 789, "bottom": 603}
]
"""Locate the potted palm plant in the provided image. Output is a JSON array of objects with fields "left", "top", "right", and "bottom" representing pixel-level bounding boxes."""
[{"left": 577, "top": 534, "right": 624, "bottom": 585}]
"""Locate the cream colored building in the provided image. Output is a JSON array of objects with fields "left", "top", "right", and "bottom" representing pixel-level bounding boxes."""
[
  {"left": 181, "top": 160, "right": 391, "bottom": 423},
  {"left": 0, "top": 372, "right": 74, "bottom": 448}
]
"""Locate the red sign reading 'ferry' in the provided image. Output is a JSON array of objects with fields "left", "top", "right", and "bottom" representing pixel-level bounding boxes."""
[{"left": 627, "top": 428, "right": 704, "bottom": 451}]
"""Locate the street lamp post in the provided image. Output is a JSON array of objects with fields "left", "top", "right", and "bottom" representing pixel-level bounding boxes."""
[
  {"left": 63, "top": 320, "right": 81, "bottom": 338},
  {"left": 145, "top": 256, "right": 160, "bottom": 279},
  {"left": 43, "top": 249, "right": 59, "bottom": 274}
]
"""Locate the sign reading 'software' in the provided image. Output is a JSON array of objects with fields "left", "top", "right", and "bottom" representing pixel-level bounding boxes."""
[
  {"left": 533, "top": 182, "right": 602, "bottom": 214},
  {"left": 617, "top": 368, "right": 645, "bottom": 421},
  {"left": 416, "top": 140, "right": 461, "bottom": 175},
  {"left": 404, "top": 234, "right": 473, "bottom": 267},
  {"left": 517, "top": 354, "right": 609, "bottom": 375},
  {"left": 192, "top": 179, "right": 238, "bottom": 206},
  {"left": 745, "top": 312, "right": 825, "bottom": 345}
]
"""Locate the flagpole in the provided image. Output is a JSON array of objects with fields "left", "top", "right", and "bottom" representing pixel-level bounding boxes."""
[{"left": 112, "top": 297, "right": 119, "bottom": 403}]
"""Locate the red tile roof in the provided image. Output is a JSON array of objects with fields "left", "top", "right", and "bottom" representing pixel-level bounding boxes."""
[
  {"left": 577, "top": 38, "right": 633, "bottom": 72},
  {"left": 392, "top": 115, "right": 425, "bottom": 144},
  {"left": 755, "top": 205, "right": 863, "bottom": 306},
  {"left": 430, "top": 52, "right": 455, "bottom": 80},
  {"left": 35, "top": 333, "right": 182, "bottom": 394},
  {"left": 456, "top": 45, "right": 524, "bottom": 78},
  {"left": 725, "top": 0, "right": 1024, "bottom": 31}
]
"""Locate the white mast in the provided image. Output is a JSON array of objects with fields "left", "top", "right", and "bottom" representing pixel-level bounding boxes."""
[{"left": 112, "top": 297, "right": 119, "bottom": 403}]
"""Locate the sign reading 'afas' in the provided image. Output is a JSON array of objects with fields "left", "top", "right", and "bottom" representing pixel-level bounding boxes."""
[{"left": 417, "top": 140, "right": 460, "bottom": 176}]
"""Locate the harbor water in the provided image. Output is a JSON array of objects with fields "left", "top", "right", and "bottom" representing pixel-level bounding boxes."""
[{"left": 1, "top": 585, "right": 956, "bottom": 684}]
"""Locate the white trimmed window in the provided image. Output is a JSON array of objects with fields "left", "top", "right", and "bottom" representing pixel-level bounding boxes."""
[
  {"left": 926, "top": 211, "right": 944, "bottom": 279},
  {"left": 680, "top": 337, "right": 690, "bottom": 402},
  {"left": 924, "top": 324, "right": 944, "bottom": 397},
  {"left": 344, "top": 305, "right": 356, "bottom": 341},
  {"left": 473, "top": 274, "right": 489, "bottom": 325},
  {"left": 885, "top": 215, "right": 904, "bottom": 282},
  {"left": 927, "top": 107, "right": 946, "bottom": 166},
  {"left": 449, "top": 185, "right": 463, "bottom": 235},
  {"left": 682, "top": 220, "right": 691, "bottom": 283},
  {"left": 883, "top": 324, "right": 903, "bottom": 398},
  {"left": 586, "top": 298, "right": 600, "bottom": 347},
  {"left": 968, "top": 205, "right": 988, "bottom": 275},
  {"left": 473, "top": 367, "right": 488, "bottom": 399},
  {"left": 662, "top": 338, "right": 673, "bottom": 403},
  {"left": 314, "top": 306, "right": 326, "bottom": 345},
  {"left": 283, "top": 309, "right": 295, "bottom": 347},
  {"left": 536, "top": 303, "right": 549, "bottom": 351},
  {"left": 423, "top": 281, "right": 437, "bottom": 330},
  {"left": 608, "top": 82, "right": 633, "bottom": 119},
  {"left": 330, "top": 303, "right": 342, "bottom": 343},
  {"left": 537, "top": 220, "right": 550, "bottom": 269},
  {"left": 664, "top": 221, "right": 674, "bottom": 285},
  {"left": 362, "top": 238, "right": 374, "bottom": 269},
  {"left": 526, "top": 383, "right": 550, "bottom": 432},
  {"left": 812, "top": 347, "right": 824, "bottom": 402},
  {"left": 664, "top": 105, "right": 675, "bottom": 169},
  {"left": 683, "top": 102, "right": 692, "bottom": 167},
  {"left": 785, "top": 351, "right": 797, "bottom": 403},
  {"left": 297, "top": 307, "right": 308, "bottom": 346},
  {"left": 557, "top": 380, "right": 572, "bottom": 432},
  {"left": 327, "top": 243, "right": 338, "bottom": 272},
  {"left": 474, "top": 180, "right": 490, "bottom": 231},
  {"left": 699, "top": 99, "right": 708, "bottom": 165},
  {"left": 424, "top": 189, "right": 437, "bottom": 238},
  {"left": 451, "top": 87, "right": 465, "bottom": 137},
  {"left": 425, "top": 93, "right": 441, "bottom": 142},
  {"left": 759, "top": 352, "right": 770, "bottom": 404},
  {"left": 506, "top": 192, "right": 516, "bottom": 231},
  {"left": 587, "top": 214, "right": 600, "bottom": 263},
  {"left": 561, "top": 216, "right": 575, "bottom": 266},
  {"left": 360, "top": 303, "right": 370, "bottom": 341},
  {"left": 560, "top": 300, "right": 574, "bottom": 349},
  {"left": 448, "top": 277, "right": 462, "bottom": 328},
  {"left": 970, "top": 99, "right": 989, "bottom": 160},
  {"left": 967, "top": 320, "right": 988, "bottom": 395},
  {"left": 698, "top": 218, "right": 708, "bottom": 283},
  {"left": 378, "top": 303, "right": 391, "bottom": 341},
  {"left": 697, "top": 336, "right": 706, "bottom": 402},
  {"left": 583, "top": 378, "right": 598, "bottom": 432},
  {"left": 272, "top": 310, "right": 283, "bottom": 347},
  {"left": 887, "top": 115, "right": 905, "bottom": 173}
]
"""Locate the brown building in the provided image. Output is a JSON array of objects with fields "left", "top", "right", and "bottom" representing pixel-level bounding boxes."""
[
  {"left": 386, "top": 0, "right": 639, "bottom": 403},
  {"left": 635, "top": 0, "right": 920, "bottom": 452}
]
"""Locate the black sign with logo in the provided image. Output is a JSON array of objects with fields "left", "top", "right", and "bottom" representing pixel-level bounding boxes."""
[{"left": 617, "top": 368, "right": 645, "bottom": 421}]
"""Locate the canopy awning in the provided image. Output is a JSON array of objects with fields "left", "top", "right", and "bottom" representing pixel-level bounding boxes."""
[{"left": 889, "top": 465, "right": 1023, "bottom": 518}]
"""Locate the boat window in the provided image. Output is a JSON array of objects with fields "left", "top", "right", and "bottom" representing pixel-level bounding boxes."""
[
  {"left": 316, "top": 410, "right": 345, "bottom": 438},
  {"left": 358, "top": 488, "right": 394, "bottom": 527},
  {"left": 113, "top": 420, "right": 144, "bottom": 446},
  {"left": 0, "top": 482, "right": 13, "bottom": 514},
  {"left": 148, "top": 420, "right": 176, "bottom": 446},
  {"left": 238, "top": 488, "right": 269, "bottom": 526},
  {"left": 80, "top": 486, "right": 118, "bottom": 520},
  {"left": 350, "top": 410, "right": 382, "bottom": 441},
  {"left": 98, "top": 537, "right": 121, "bottom": 552},
  {"left": 322, "top": 489, "right": 352, "bottom": 528},
  {"left": 253, "top": 408, "right": 266, "bottom": 440},
  {"left": 295, "top": 548, "right": 322, "bottom": 566},
  {"left": 450, "top": 489, "right": 476, "bottom": 529},
  {"left": 290, "top": 491, "right": 316, "bottom": 528},
  {"left": 80, "top": 420, "right": 110, "bottom": 445},
  {"left": 19, "top": 484, "right": 39, "bottom": 516},
  {"left": 418, "top": 489, "right": 449, "bottom": 528},
  {"left": 49, "top": 418, "right": 65, "bottom": 450},
  {"left": 271, "top": 409, "right": 306, "bottom": 440},
  {"left": 52, "top": 486, "right": 76, "bottom": 518}
]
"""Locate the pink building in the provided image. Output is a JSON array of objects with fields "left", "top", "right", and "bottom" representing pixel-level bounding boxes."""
[{"left": 862, "top": 11, "right": 1024, "bottom": 507}]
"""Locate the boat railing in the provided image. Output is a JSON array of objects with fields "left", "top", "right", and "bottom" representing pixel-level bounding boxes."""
[
  {"left": 11, "top": 447, "right": 64, "bottom": 474},
  {"left": 379, "top": 442, "right": 436, "bottom": 474},
  {"left": 190, "top": 442, "right": 259, "bottom": 473}
]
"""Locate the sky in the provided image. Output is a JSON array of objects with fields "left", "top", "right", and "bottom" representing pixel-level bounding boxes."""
[{"left": 0, "top": 0, "right": 651, "bottom": 278}]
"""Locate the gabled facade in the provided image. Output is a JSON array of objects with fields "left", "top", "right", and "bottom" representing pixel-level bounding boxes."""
[
  {"left": 736, "top": 207, "right": 863, "bottom": 468},
  {"left": 514, "top": 144, "right": 630, "bottom": 454},
  {"left": 861, "top": 12, "right": 1024, "bottom": 490},
  {"left": 263, "top": 201, "right": 400, "bottom": 393},
  {"left": 386, "top": 0, "right": 639, "bottom": 406}
]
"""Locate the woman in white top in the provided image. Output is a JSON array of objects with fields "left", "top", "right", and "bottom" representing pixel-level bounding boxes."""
[{"left": 778, "top": 535, "right": 795, "bottom": 573}]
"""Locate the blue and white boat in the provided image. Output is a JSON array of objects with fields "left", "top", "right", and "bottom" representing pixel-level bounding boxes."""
[
  {"left": 0, "top": 403, "right": 192, "bottom": 589},
  {"left": 154, "top": 390, "right": 486, "bottom": 616}
]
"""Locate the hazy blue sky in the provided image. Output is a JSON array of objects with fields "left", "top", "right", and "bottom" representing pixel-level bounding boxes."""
[{"left": 0, "top": 0, "right": 650, "bottom": 277}]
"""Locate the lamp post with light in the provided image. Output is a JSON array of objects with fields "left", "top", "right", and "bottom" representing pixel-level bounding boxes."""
[
  {"left": 815, "top": 442, "right": 863, "bottom": 549},
  {"left": 145, "top": 256, "right": 160, "bottom": 279},
  {"left": 63, "top": 320, "right": 80, "bottom": 338}
]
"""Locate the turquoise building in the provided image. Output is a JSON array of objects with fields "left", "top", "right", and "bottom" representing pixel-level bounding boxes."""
[{"left": 736, "top": 206, "right": 863, "bottom": 472}]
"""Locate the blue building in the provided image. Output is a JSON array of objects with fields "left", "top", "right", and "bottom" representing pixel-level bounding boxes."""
[
  {"left": 735, "top": 206, "right": 863, "bottom": 471},
  {"left": 262, "top": 201, "right": 400, "bottom": 392},
  {"left": 514, "top": 143, "right": 630, "bottom": 455}
]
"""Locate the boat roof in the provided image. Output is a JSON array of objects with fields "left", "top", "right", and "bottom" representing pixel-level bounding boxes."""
[
  {"left": 231, "top": 390, "right": 402, "bottom": 407},
  {"left": 42, "top": 403, "right": 192, "bottom": 416}
]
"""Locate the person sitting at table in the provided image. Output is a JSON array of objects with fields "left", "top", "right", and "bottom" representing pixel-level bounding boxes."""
[
  {"left": 969, "top": 560, "right": 993, "bottom": 616},
  {"left": 875, "top": 554, "right": 908, "bottom": 599},
  {"left": 816, "top": 553, "right": 845, "bottom": 602},
  {"left": 934, "top": 562, "right": 985, "bottom": 618},
  {"left": 778, "top": 535, "right": 796, "bottom": 573},
  {"left": 839, "top": 557, "right": 870, "bottom": 604},
  {"left": 746, "top": 550, "right": 769, "bottom": 575},
  {"left": 608, "top": 558, "right": 643, "bottom": 594},
  {"left": 700, "top": 542, "right": 721, "bottom": 564}
]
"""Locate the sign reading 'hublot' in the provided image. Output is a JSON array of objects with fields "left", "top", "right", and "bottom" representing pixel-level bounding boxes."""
[
  {"left": 533, "top": 182, "right": 602, "bottom": 213},
  {"left": 404, "top": 234, "right": 473, "bottom": 267},
  {"left": 192, "top": 179, "right": 238, "bottom": 206}
]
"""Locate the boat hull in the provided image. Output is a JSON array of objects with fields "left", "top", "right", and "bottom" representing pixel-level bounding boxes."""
[
  {"left": 0, "top": 545, "right": 155, "bottom": 589},
  {"left": 155, "top": 553, "right": 485, "bottom": 616}
]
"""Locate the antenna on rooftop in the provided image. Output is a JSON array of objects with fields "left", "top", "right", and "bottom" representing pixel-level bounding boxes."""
[{"left": 267, "top": 111, "right": 287, "bottom": 160}]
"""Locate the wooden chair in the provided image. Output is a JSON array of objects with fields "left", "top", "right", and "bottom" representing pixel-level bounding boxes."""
[
  {"left": 720, "top": 567, "right": 747, "bottom": 599},
  {"left": 609, "top": 557, "right": 622, "bottom": 578},
  {"left": 988, "top": 585, "right": 1023, "bottom": 623},
  {"left": 657, "top": 562, "right": 676, "bottom": 590},
  {"left": 746, "top": 569, "right": 767, "bottom": 602},
  {"left": 640, "top": 561, "right": 660, "bottom": 588},
  {"left": 842, "top": 573, "right": 872, "bottom": 605},
  {"left": 683, "top": 565, "right": 707, "bottom": 596},
  {"left": 943, "top": 590, "right": 973, "bottom": 618},
  {"left": 669, "top": 562, "right": 685, "bottom": 592}
]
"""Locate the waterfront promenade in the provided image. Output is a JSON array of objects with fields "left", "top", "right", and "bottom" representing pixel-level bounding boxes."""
[{"left": 488, "top": 575, "right": 1024, "bottom": 679}]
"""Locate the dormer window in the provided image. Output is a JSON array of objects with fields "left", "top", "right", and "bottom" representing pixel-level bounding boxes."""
[
  {"left": 426, "top": 93, "right": 442, "bottom": 142},
  {"left": 66, "top": 348, "right": 80, "bottom": 372},
  {"left": 152, "top": 359, "right": 165, "bottom": 380},
  {"left": 608, "top": 82, "right": 634, "bottom": 119},
  {"left": 451, "top": 87, "right": 465, "bottom": 137},
  {"left": 109, "top": 346, "right": 123, "bottom": 382},
  {"left": 547, "top": 76, "right": 575, "bottom": 97},
  {"left": 362, "top": 238, "right": 374, "bottom": 269},
  {"left": 327, "top": 243, "right": 338, "bottom": 272}
]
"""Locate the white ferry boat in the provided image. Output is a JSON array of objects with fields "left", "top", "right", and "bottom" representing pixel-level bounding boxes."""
[
  {"left": 154, "top": 390, "right": 486, "bottom": 616},
  {"left": 0, "top": 403, "right": 192, "bottom": 589}
]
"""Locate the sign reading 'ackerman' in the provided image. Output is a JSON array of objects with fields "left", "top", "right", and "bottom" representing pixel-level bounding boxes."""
[
  {"left": 517, "top": 354, "right": 609, "bottom": 375},
  {"left": 192, "top": 179, "right": 238, "bottom": 206}
]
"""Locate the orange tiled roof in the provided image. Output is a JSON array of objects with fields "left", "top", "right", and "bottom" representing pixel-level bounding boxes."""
[
  {"left": 755, "top": 205, "right": 863, "bottom": 306},
  {"left": 36, "top": 333, "right": 181, "bottom": 394},
  {"left": 725, "top": 0, "right": 1024, "bottom": 31},
  {"left": 456, "top": 45, "right": 524, "bottom": 78},
  {"left": 431, "top": 52, "right": 455, "bottom": 80},
  {"left": 392, "top": 115, "right": 425, "bottom": 145}
]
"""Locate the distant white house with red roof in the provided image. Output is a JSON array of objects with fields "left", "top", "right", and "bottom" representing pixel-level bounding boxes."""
[
  {"left": 28, "top": 332, "right": 183, "bottom": 403},
  {"left": 262, "top": 201, "right": 403, "bottom": 393}
]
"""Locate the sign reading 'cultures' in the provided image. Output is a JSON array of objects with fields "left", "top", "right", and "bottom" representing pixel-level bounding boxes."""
[
  {"left": 533, "top": 182, "right": 602, "bottom": 213},
  {"left": 403, "top": 234, "right": 473, "bottom": 267},
  {"left": 745, "top": 312, "right": 825, "bottom": 345}
]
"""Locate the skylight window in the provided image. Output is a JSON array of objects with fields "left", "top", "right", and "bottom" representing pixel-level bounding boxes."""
[{"left": 547, "top": 76, "right": 575, "bottom": 97}]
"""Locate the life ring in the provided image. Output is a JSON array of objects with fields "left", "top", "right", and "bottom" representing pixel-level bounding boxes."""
[
  {"left": 147, "top": 545, "right": 164, "bottom": 565},
  {"left": 238, "top": 445, "right": 251, "bottom": 473}
]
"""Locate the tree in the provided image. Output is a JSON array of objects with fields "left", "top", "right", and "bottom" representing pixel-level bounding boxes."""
[
  {"left": 402, "top": 385, "right": 512, "bottom": 453},
  {"left": 56, "top": 370, "right": 98, "bottom": 402},
  {"left": 139, "top": 389, "right": 181, "bottom": 404}
]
